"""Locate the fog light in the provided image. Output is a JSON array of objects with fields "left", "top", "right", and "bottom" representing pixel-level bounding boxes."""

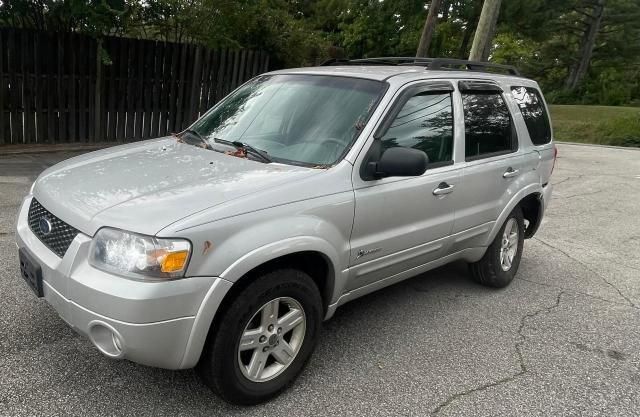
[{"left": 88, "top": 321, "right": 125, "bottom": 359}]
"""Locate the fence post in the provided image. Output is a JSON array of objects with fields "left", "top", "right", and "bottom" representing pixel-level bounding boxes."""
[{"left": 94, "top": 38, "right": 102, "bottom": 142}]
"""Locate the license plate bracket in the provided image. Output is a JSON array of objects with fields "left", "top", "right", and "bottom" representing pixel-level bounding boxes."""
[{"left": 19, "top": 248, "right": 44, "bottom": 297}]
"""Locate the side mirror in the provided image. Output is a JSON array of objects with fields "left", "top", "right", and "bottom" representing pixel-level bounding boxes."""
[{"left": 367, "top": 147, "right": 428, "bottom": 179}]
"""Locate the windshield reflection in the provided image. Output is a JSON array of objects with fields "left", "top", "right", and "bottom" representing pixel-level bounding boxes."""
[{"left": 189, "top": 74, "right": 386, "bottom": 166}]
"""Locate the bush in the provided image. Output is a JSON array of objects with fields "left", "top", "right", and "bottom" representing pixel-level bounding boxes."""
[{"left": 596, "top": 115, "right": 640, "bottom": 147}]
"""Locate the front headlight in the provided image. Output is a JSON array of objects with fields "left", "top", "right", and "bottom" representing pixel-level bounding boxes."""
[{"left": 89, "top": 228, "right": 191, "bottom": 280}]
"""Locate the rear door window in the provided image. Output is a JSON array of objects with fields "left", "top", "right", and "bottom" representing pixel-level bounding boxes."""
[
  {"left": 511, "top": 86, "right": 552, "bottom": 145},
  {"left": 461, "top": 91, "right": 516, "bottom": 160}
]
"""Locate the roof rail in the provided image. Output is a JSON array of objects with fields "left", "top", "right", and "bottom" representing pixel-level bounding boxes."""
[{"left": 319, "top": 57, "right": 521, "bottom": 76}]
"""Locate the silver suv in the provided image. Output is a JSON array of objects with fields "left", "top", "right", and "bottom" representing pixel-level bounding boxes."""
[{"left": 16, "top": 58, "right": 555, "bottom": 404}]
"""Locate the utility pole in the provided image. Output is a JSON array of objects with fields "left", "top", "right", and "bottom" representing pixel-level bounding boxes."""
[
  {"left": 416, "top": 0, "right": 442, "bottom": 58},
  {"left": 468, "top": 0, "right": 502, "bottom": 62}
]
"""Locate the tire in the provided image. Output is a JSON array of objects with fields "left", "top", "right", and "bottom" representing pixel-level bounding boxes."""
[
  {"left": 469, "top": 207, "right": 525, "bottom": 288},
  {"left": 197, "top": 268, "right": 322, "bottom": 405}
]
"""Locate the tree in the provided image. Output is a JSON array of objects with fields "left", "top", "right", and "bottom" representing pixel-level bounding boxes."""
[
  {"left": 0, "top": 0, "right": 131, "bottom": 35},
  {"left": 0, "top": 0, "right": 637, "bottom": 105},
  {"left": 565, "top": 0, "right": 607, "bottom": 90},
  {"left": 469, "top": 0, "right": 502, "bottom": 61},
  {"left": 416, "top": 0, "right": 442, "bottom": 57}
]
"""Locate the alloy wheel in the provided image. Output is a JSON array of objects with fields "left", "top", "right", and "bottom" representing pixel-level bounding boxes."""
[
  {"left": 237, "top": 297, "right": 306, "bottom": 382},
  {"left": 500, "top": 218, "right": 519, "bottom": 271}
]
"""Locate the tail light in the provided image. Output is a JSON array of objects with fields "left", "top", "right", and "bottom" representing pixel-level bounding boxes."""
[{"left": 551, "top": 144, "right": 558, "bottom": 175}]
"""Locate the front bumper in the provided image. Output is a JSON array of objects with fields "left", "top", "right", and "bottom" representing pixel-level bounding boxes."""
[{"left": 15, "top": 196, "right": 233, "bottom": 369}]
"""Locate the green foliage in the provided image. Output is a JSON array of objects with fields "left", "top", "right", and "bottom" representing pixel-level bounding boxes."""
[
  {"left": 230, "top": 0, "right": 329, "bottom": 67},
  {"left": 0, "top": 0, "right": 638, "bottom": 105},
  {"left": 334, "top": 0, "right": 425, "bottom": 57},
  {"left": 0, "top": 0, "right": 131, "bottom": 34},
  {"left": 495, "top": 0, "right": 640, "bottom": 106}
]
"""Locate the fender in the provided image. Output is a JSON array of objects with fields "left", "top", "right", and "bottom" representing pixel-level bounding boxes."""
[
  {"left": 178, "top": 235, "right": 343, "bottom": 369},
  {"left": 179, "top": 277, "right": 233, "bottom": 369},
  {"left": 220, "top": 235, "right": 343, "bottom": 289},
  {"left": 484, "top": 183, "right": 542, "bottom": 246}
]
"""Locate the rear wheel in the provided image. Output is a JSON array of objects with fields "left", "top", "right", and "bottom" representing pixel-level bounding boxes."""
[
  {"left": 469, "top": 207, "right": 524, "bottom": 288},
  {"left": 197, "top": 268, "right": 322, "bottom": 405}
]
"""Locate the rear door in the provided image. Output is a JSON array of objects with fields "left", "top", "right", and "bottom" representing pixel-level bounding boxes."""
[
  {"left": 450, "top": 80, "right": 523, "bottom": 251},
  {"left": 510, "top": 85, "right": 555, "bottom": 185}
]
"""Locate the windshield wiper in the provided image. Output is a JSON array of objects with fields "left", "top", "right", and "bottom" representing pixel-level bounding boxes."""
[
  {"left": 180, "top": 129, "right": 213, "bottom": 150},
  {"left": 213, "top": 138, "right": 272, "bottom": 163}
]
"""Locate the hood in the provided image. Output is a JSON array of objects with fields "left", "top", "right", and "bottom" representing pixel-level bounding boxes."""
[{"left": 33, "top": 137, "right": 319, "bottom": 236}]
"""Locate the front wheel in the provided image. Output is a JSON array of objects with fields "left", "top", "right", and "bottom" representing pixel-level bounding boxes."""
[
  {"left": 469, "top": 207, "right": 525, "bottom": 288},
  {"left": 197, "top": 268, "right": 322, "bottom": 405}
]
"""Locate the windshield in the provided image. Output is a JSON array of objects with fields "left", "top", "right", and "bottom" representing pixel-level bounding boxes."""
[{"left": 189, "top": 74, "right": 386, "bottom": 166}]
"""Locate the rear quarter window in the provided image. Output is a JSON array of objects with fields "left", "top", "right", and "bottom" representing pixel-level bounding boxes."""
[{"left": 511, "top": 87, "right": 552, "bottom": 145}]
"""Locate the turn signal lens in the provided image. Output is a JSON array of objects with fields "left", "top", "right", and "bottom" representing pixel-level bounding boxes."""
[{"left": 161, "top": 250, "right": 189, "bottom": 273}]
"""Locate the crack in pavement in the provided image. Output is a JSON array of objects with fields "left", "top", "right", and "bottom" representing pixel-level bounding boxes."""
[
  {"left": 430, "top": 291, "right": 565, "bottom": 415},
  {"left": 554, "top": 188, "right": 607, "bottom": 199},
  {"left": 515, "top": 276, "right": 640, "bottom": 311},
  {"left": 553, "top": 175, "right": 584, "bottom": 186},
  {"left": 553, "top": 169, "right": 640, "bottom": 180},
  {"left": 533, "top": 237, "right": 637, "bottom": 308}
]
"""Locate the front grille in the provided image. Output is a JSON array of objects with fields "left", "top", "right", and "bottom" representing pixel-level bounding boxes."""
[{"left": 28, "top": 199, "right": 79, "bottom": 258}]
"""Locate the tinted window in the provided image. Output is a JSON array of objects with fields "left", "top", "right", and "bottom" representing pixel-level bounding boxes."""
[
  {"left": 380, "top": 92, "right": 453, "bottom": 165},
  {"left": 511, "top": 86, "right": 551, "bottom": 145},
  {"left": 462, "top": 92, "right": 514, "bottom": 159}
]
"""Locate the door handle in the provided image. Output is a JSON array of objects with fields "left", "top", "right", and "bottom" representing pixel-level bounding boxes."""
[
  {"left": 503, "top": 167, "right": 520, "bottom": 178},
  {"left": 433, "top": 182, "right": 455, "bottom": 195}
]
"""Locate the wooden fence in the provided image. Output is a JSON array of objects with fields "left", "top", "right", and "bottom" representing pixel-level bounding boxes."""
[{"left": 0, "top": 28, "right": 271, "bottom": 145}]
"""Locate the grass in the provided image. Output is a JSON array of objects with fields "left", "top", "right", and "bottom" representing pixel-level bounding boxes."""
[{"left": 549, "top": 105, "right": 640, "bottom": 147}]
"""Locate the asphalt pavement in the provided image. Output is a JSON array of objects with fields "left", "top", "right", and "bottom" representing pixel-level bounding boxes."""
[{"left": 0, "top": 143, "right": 639, "bottom": 416}]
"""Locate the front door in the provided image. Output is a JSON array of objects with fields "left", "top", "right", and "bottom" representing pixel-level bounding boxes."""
[{"left": 348, "top": 82, "right": 460, "bottom": 291}]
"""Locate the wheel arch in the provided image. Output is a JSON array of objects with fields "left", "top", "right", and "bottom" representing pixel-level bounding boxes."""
[
  {"left": 519, "top": 192, "right": 544, "bottom": 238},
  {"left": 180, "top": 242, "right": 339, "bottom": 369},
  {"left": 221, "top": 249, "right": 336, "bottom": 316},
  {"left": 485, "top": 184, "right": 544, "bottom": 246}
]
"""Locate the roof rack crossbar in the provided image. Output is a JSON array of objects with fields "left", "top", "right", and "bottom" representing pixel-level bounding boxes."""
[{"left": 319, "top": 56, "right": 520, "bottom": 76}]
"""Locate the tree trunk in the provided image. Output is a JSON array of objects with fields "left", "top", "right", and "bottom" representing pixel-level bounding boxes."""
[
  {"left": 480, "top": 2, "right": 500, "bottom": 61},
  {"left": 469, "top": 0, "right": 502, "bottom": 62},
  {"left": 565, "top": 0, "right": 607, "bottom": 91},
  {"left": 416, "top": 0, "right": 443, "bottom": 58}
]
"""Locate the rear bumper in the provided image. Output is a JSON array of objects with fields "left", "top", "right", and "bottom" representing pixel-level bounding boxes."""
[{"left": 15, "top": 195, "right": 233, "bottom": 369}]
